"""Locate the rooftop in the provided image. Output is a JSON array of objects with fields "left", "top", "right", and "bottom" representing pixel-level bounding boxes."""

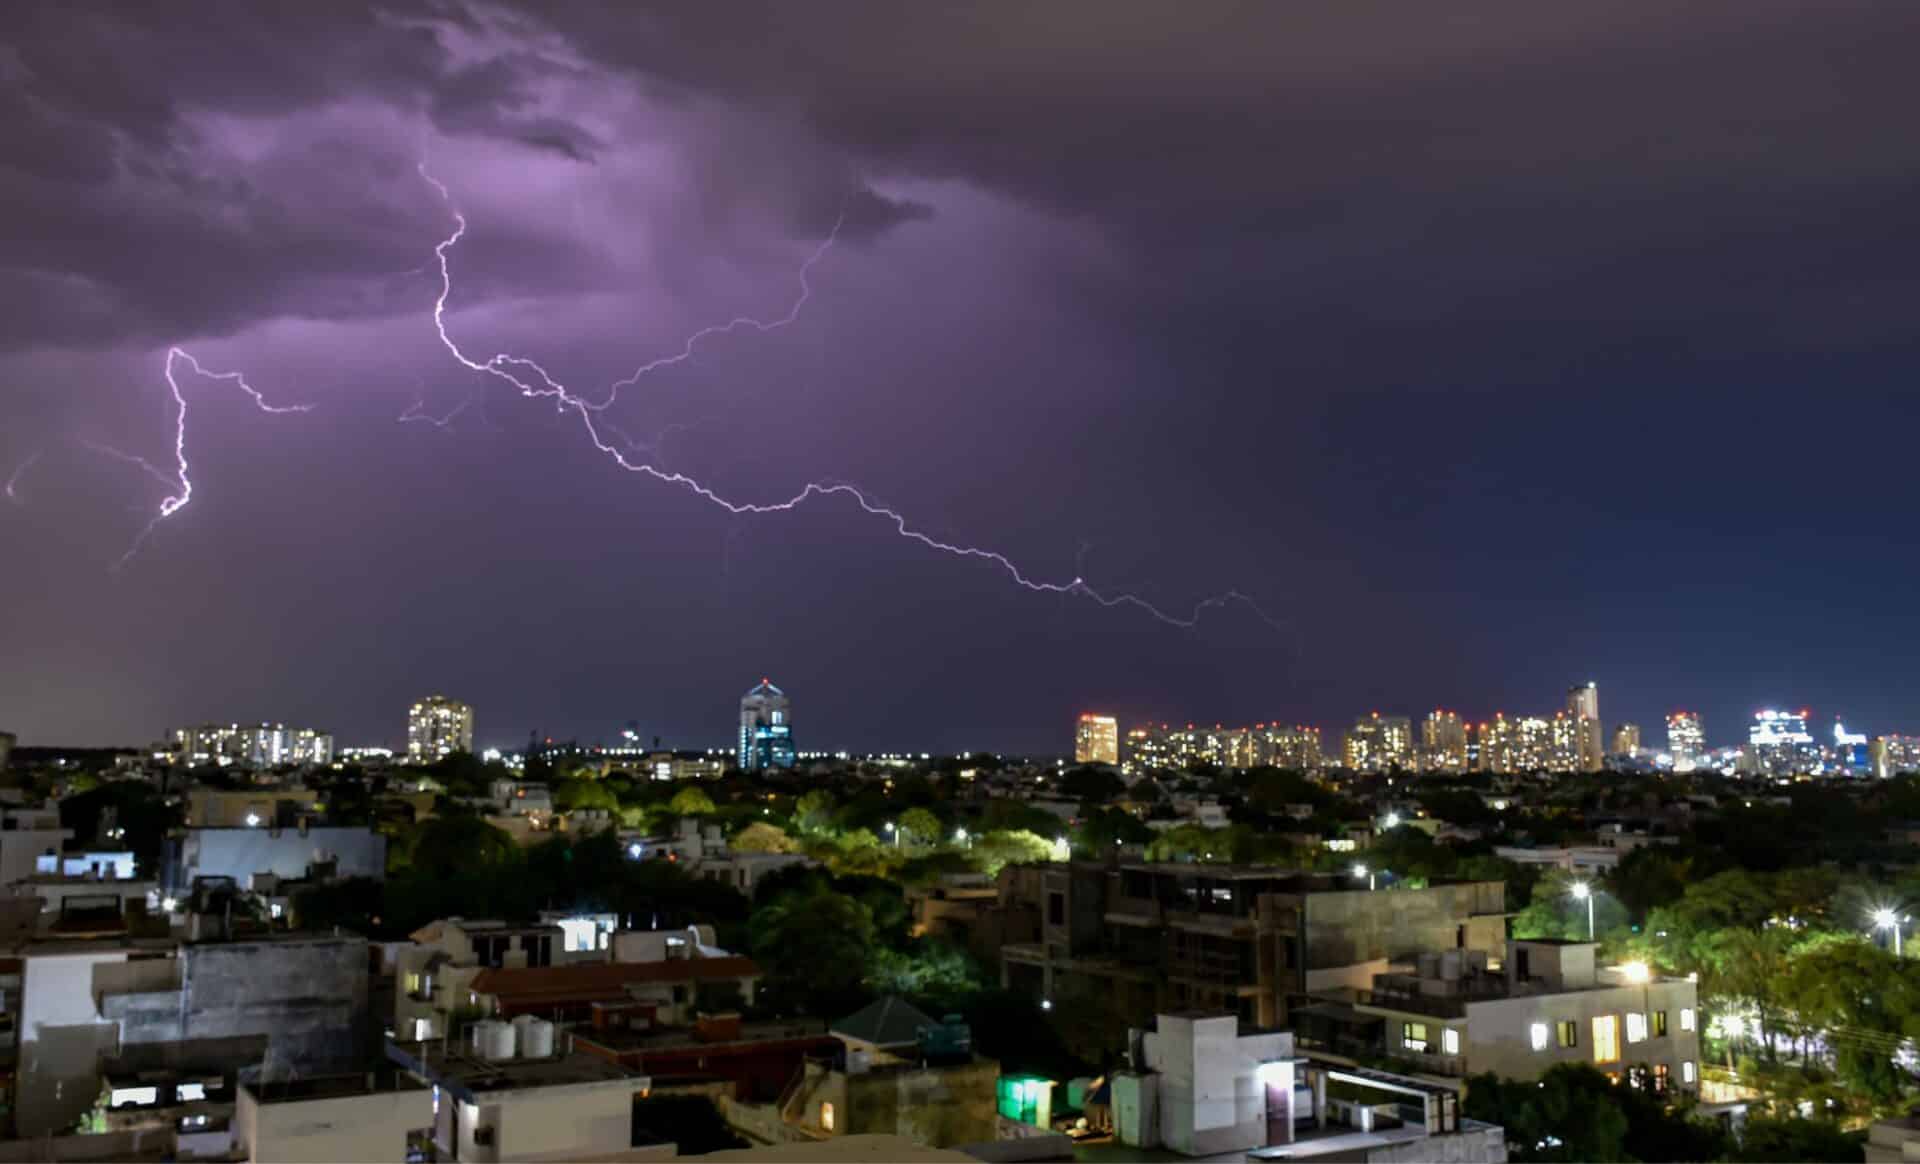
[
  {"left": 469, "top": 954, "right": 760, "bottom": 1003},
  {"left": 389, "top": 1040, "right": 640, "bottom": 1094},
  {"left": 576, "top": 1017, "right": 829, "bottom": 1055}
]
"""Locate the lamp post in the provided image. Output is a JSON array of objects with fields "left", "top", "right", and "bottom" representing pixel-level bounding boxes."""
[
  {"left": 1353, "top": 863, "right": 1375, "bottom": 891},
  {"left": 1571, "top": 881, "right": 1595, "bottom": 940},
  {"left": 884, "top": 821, "right": 900, "bottom": 849},
  {"left": 1873, "top": 907, "right": 1905, "bottom": 957}
]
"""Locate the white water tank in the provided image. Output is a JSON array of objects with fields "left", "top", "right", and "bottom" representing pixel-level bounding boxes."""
[
  {"left": 473, "top": 1020, "right": 517, "bottom": 1061},
  {"left": 520, "top": 1018, "right": 556, "bottom": 1059}
]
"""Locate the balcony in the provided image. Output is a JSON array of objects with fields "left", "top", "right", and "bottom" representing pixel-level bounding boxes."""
[{"left": 1104, "top": 897, "right": 1163, "bottom": 926}]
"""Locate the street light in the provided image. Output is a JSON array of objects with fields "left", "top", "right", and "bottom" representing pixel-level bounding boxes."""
[
  {"left": 1383, "top": 812, "right": 1401, "bottom": 829},
  {"left": 1570, "top": 881, "right": 1595, "bottom": 940},
  {"left": 1873, "top": 907, "right": 1904, "bottom": 957},
  {"left": 1352, "top": 863, "right": 1375, "bottom": 891},
  {"left": 883, "top": 821, "right": 900, "bottom": 849}
]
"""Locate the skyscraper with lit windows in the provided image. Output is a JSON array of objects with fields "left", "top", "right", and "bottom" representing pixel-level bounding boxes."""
[
  {"left": 1075, "top": 714, "right": 1119, "bottom": 765},
  {"left": 406, "top": 695, "right": 473, "bottom": 763},
  {"left": 738, "top": 679, "right": 796, "bottom": 771},
  {"left": 1666, "top": 712, "right": 1705, "bottom": 773},
  {"left": 1343, "top": 712, "right": 1412, "bottom": 773},
  {"left": 1423, "top": 710, "right": 1468, "bottom": 771},
  {"left": 1566, "top": 682, "right": 1603, "bottom": 772}
]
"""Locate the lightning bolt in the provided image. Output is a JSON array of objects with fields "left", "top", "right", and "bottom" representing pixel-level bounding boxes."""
[
  {"left": 80, "top": 439, "right": 182, "bottom": 492},
  {"left": 585, "top": 208, "right": 844, "bottom": 411},
  {"left": 112, "top": 346, "right": 312, "bottom": 570},
  {"left": 421, "top": 168, "right": 1280, "bottom": 631},
  {"left": 4, "top": 449, "right": 41, "bottom": 506},
  {"left": 398, "top": 386, "right": 473, "bottom": 429}
]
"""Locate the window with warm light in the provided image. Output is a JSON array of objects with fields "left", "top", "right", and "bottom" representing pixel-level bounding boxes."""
[
  {"left": 1530, "top": 1022, "right": 1549, "bottom": 1051},
  {"left": 820, "top": 1102, "right": 835, "bottom": 1131},
  {"left": 1653, "top": 1010, "right": 1668, "bottom": 1037},
  {"left": 1680, "top": 1008, "right": 1695, "bottom": 1031},
  {"left": 1442, "top": 1028, "right": 1461, "bottom": 1055},
  {"left": 1592, "top": 1015, "right": 1621, "bottom": 1063},
  {"left": 1402, "top": 1021, "right": 1429, "bottom": 1052},
  {"left": 1556, "top": 1020, "right": 1578, "bottom": 1048}
]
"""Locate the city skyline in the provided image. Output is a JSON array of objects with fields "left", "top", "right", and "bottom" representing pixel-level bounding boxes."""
[{"left": 5, "top": 4, "right": 1920, "bottom": 758}]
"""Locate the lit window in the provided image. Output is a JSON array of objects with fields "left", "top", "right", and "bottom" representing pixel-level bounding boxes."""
[
  {"left": 1680, "top": 1008, "right": 1695, "bottom": 1032},
  {"left": 820, "top": 1102, "right": 835, "bottom": 1131},
  {"left": 1556, "top": 1020, "right": 1578, "bottom": 1048},
  {"left": 1653, "top": 1010, "right": 1668, "bottom": 1037},
  {"left": 1682, "top": 1060, "right": 1696, "bottom": 1084},
  {"left": 1401, "top": 1021, "right": 1429, "bottom": 1052},
  {"left": 413, "top": 1017, "right": 432, "bottom": 1041},
  {"left": 177, "top": 1083, "right": 206, "bottom": 1102},
  {"left": 1530, "top": 1022, "right": 1549, "bottom": 1051},
  {"left": 1442, "top": 1028, "right": 1461, "bottom": 1055},
  {"left": 1626, "top": 1013, "right": 1647, "bottom": 1043},
  {"left": 1592, "top": 1015, "right": 1621, "bottom": 1064}
]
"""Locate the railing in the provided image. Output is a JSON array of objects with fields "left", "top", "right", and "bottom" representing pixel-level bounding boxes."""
[{"left": 1353, "top": 990, "right": 1468, "bottom": 1019}]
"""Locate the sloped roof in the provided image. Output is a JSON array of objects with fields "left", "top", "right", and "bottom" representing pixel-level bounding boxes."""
[
  {"left": 832, "top": 996, "right": 937, "bottom": 1048},
  {"left": 470, "top": 956, "right": 759, "bottom": 1005}
]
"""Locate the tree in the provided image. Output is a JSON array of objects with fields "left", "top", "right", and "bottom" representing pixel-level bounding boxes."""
[
  {"left": 668, "top": 786, "right": 717, "bottom": 817},
  {"left": 732, "top": 822, "right": 799, "bottom": 853},
  {"left": 750, "top": 886, "right": 877, "bottom": 1016},
  {"left": 793, "top": 789, "right": 837, "bottom": 835},
  {"left": 1463, "top": 1065, "right": 1632, "bottom": 1162},
  {"left": 1728, "top": 1117, "right": 1864, "bottom": 1163},
  {"left": 553, "top": 777, "right": 618, "bottom": 814},
  {"left": 865, "top": 939, "right": 986, "bottom": 1008},
  {"left": 897, "top": 807, "right": 943, "bottom": 848},
  {"left": 1059, "top": 766, "right": 1124, "bottom": 804},
  {"left": 969, "top": 830, "right": 1055, "bottom": 877}
]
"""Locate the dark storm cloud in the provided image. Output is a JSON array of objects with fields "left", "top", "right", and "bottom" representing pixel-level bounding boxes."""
[
  {"left": 536, "top": 1, "right": 1920, "bottom": 347},
  {"left": 0, "top": 1, "right": 612, "bottom": 350}
]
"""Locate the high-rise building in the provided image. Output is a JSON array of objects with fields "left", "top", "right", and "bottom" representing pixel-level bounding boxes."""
[
  {"left": 173, "top": 723, "right": 334, "bottom": 768},
  {"left": 1423, "top": 711, "right": 1468, "bottom": 772},
  {"left": 1611, "top": 723, "right": 1642, "bottom": 757},
  {"left": 1745, "top": 709, "right": 1816, "bottom": 776},
  {"left": 1565, "top": 682, "right": 1603, "bottom": 773},
  {"left": 1666, "top": 712, "right": 1705, "bottom": 773},
  {"left": 1075, "top": 714, "right": 1120, "bottom": 765},
  {"left": 407, "top": 695, "right": 474, "bottom": 763},
  {"left": 1343, "top": 713, "right": 1412, "bottom": 773},
  {"left": 737, "top": 679, "right": 796, "bottom": 771},
  {"left": 1123, "top": 721, "right": 1321, "bottom": 774},
  {"left": 1478, "top": 714, "right": 1556, "bottom": 772},
  {"left": 1870, "top": 735, "right": 1920, "bottom": 779}
]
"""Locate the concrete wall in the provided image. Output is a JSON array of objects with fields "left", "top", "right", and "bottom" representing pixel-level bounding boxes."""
[
  {"left": 108, "top": 937, "right": 369, "bottom": 1073},
  {"left": 1301, "top": 883, "right": 1504, "bottom": 972},
  {"left": 236, "top": 1086, "right": 426, "bottom": 1164},
  {"left": 1, "top": 824, "right": 74, "bottom": 889},
  {"left": 168, "top": 827, "right": 386, "bottom": 891},
  {"left": 18, "top": 949, "right": 130, "bottom": 1136},
  {"left": 1366, "top": 1123, "right": 1508, "bottom": 1163},
  {"left": 1464, "top": 980, "right": 1699, "bottom": 1087},
  {"left": 845, "top": 1059, "right": 999, "bottom": 1148},
  {"left": 489, "top": 1079, "right": 647, "bottom": 1162},
  {"left": 1142, "top": 1015, "right": 1291, "bottom": 1157}
]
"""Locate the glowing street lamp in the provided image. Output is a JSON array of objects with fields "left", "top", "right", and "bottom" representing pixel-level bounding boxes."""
[
  {"left": 883, "top": 821, "right": 901, "bottom": 849},
  {"left": 1352, "top": 863, "right": 1375, "bottom": 891},
  {"left": 1873, "top": 907, "right": 1905, "bottom": 957},
  {"left": 1570, "top": 881, "right": 1595, "bottom": 940}
]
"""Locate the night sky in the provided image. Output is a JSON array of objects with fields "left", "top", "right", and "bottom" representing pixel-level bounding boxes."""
[{"left": 5, "top": 2, "right": 1919, "bottom": 754}]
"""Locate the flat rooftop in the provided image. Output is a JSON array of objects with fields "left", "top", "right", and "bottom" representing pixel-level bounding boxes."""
[
  {"left": 389, "top": 1040, "right": 640, "bottom": 1093},
  {"left": 246, "top": 1070, "right": 427, "bottom": 1105},
  {"left": 576, "top": 1017, "right": 828, "bottom": 1054}
]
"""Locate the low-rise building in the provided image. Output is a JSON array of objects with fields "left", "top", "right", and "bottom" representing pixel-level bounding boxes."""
[
  {"left": 1305, "top": 939, "right": 1700, "bottom": 1094},
  {"left": 162, "top": 824, "right": 386, "bottom": 895},
  {"left": 1111, "top": 1010, "right": 1506, "bottom": 1161},
  {"left": 235, "top": 1043, "right": 667, "bottom": 1164},
  {"left": 998, "top": 862, "right": 1506, "bottom": 1030}
]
